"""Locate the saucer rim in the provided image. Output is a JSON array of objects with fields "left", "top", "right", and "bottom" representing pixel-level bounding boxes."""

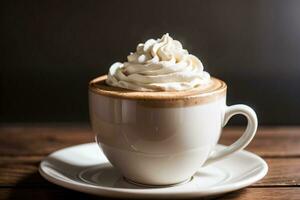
[{"left": 39, "top": 143, "right": 268, "bottom": 198}]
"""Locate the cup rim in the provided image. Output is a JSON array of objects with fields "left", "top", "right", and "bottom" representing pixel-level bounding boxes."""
[{"left": 89, "top": 75, "right": 226, "bottom": 103}]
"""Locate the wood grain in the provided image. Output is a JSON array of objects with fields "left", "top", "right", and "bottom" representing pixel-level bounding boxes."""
[
  {"left": 0, "top": 124, "right": 93, "bottom": 156},
  {"left": 0, "top": 125, "right": 300, "bottom": 199},
  {"left": 222, "top": 188, "right": 300, "bottom": 200},
  {"left": 0, "top": 188, "right": 98, "bottom": 200},
  {"left": 220, "top": 126, "right": 300, "bottom": 157},
  {"left": 1, "top": 125, "right": 300, "bottom": 157},
  {"left": 0, "top": 188, "right": 299, "bottom": 200},
  {"left": 258, "top": 158, "right": 300, "bottom": 186},
  {"left": 0, "top": 156, "right": 50, "bottom": 187},
  {"left": 0, "top": 157, "right": 299, "bottom": 187}
]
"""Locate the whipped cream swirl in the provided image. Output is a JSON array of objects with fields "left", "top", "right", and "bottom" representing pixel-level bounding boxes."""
[{"left": 106, "top": 33, "right": 211, "bottom": 91}]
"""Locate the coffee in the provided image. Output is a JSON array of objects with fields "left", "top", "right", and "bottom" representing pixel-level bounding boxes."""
[{"left": 89, "top": 75, "right": 226, "bottom": 107}]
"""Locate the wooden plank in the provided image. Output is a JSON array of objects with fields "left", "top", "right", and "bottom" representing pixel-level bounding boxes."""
[
  {"left": 0, "top": 125, "right": 299, "bottom": 199},
  {"left": 0, "top": 124, "right": 93, "bottom": 156},
  {"left": 0, "top": 125, "right": 300, "bottom": 157},
  {"left": 258, "top": 158, "right": 300, "bottom": 186},
  {"left": 0, "top": 188, "right": 97, "bottom": 200},
  {"left": 0, "top": 157, "right": 300, "bottom": 187},
  {"left": 0, "top": 188, "right": 299, "bottom": 200},
  {"left": 220, "top": 126, "right": 300, "bottom": 157},
  {"left": 0, "top": 156, "right": 51, "bottom": 187},
  {"left": 222, "top": 188, "right": 300, "bottom": 200}
]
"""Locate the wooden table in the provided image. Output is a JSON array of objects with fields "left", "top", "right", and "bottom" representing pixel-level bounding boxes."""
[{"left": 0, "top": 124, "right": 299, "bottom": 199}]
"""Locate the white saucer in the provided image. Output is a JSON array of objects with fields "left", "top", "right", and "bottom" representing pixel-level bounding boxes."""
[{"left": 39, "top": 143, "right": 268, "bottom": 199}]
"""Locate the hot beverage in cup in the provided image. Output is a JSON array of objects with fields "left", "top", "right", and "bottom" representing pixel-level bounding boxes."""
[{"left": 89, "top": 34, "right": 257, "bottom": 186}]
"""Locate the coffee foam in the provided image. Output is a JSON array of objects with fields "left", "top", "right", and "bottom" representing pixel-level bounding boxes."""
[{"left": 89, "top": 75, "right": 226, "bottom": 107}]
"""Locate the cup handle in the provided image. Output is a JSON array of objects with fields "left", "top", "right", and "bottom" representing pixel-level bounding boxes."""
[{"left": 203, "top": 104, "right": 258, "bottom": 167}]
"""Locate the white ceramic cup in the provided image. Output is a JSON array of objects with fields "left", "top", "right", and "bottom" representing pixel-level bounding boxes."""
[{"left": 89, "top": 76, "right": 258, "bottom": 186}]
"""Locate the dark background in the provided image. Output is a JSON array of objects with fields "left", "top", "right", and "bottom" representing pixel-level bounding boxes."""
[{"left": 1, "top": 0, "right": 300, "bottom": 125}]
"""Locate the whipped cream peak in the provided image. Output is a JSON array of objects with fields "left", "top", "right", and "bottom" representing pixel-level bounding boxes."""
[{"left": 106, "top": 33, "right": 211, "bottom": 91}]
